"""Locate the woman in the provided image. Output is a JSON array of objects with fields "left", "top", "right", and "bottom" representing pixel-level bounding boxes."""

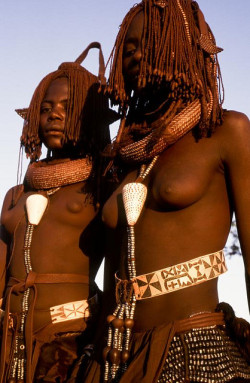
[
  {"left": 82, "top": 1, "right": 250, "bottom": 382},
  {"left": 0, "top": 42, "right": 115, "bottom": 382}
]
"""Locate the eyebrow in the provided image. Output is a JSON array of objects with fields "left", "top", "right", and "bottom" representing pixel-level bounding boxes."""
[
  {"left": 41, "top": 98, "right": 68, "bottom": 104},
  {"left": 124, "top": 37, "right": 139, "bottom": 45}
]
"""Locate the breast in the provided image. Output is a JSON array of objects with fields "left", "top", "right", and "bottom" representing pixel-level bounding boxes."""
[
  {"left": 66, "top": 200, "right": 85, "bottom": 214},
  {"left": 151, "top": 166, "right": 211, "bottom": 210},
  {"left": 148, "top": 134, "right": 221, "bottom": 210}
]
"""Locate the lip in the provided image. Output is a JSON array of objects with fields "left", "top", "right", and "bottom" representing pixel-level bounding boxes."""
[{"left": 45, "top": 126, "right": 64, "bottom": 134}]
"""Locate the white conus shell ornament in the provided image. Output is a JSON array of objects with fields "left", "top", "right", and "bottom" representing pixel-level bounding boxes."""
[
  {"left": 122, "top": 183, "right": 147, "bottom": 226},
  {"left": 26, "top": 194, "right": 48, "bottom": 225}
]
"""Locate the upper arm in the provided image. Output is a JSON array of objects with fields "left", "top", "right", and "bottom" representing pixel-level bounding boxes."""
[
  {"left": 0, "top": 188, "right": 15, "bottom": 301},
  {"left": 220, "top": 111, "right": 250, "bottom": 305}
]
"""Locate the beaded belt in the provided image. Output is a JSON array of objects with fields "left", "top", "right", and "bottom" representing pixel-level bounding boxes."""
[
  {"left": 50, "top": 299, "right": 90, "bottom": 323},
  {"left": 158, "top": 326, "right": 250, "bottom": 382},
  {"left": 116, "top": 250, "right": 227, "bottom": 301},
  {"left": 50, "top": 295, "right": 98, "bottom": 323}
]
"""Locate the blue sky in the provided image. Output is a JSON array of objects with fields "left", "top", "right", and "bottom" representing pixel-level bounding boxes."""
[{"left": 0, "top": 0, "right": 249, "bottom": 319}]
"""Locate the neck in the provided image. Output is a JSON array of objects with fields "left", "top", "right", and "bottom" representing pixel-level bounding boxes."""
[{"left": 47, "top": 148, "right": 83, "bottom": 162}]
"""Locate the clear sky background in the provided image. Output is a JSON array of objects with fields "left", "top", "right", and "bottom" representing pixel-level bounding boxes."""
[{"left": 0, "top": 1, "right": 249, "bottom": 320}]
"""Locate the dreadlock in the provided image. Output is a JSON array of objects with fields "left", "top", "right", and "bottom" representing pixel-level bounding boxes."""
[
  {"left": 107, "top": 0, "right": 224, "bottom": 140},
  {"left": 21, "top": 60, "right": 110, "bottom": 162}
]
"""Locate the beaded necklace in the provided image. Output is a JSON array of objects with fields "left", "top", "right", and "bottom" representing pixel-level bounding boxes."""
[
  {"left": 9, "top": 158, "right": 92, "bottom": 382},
  {"left": 103, "top": 156, "right": 158, "bottom": 382},
  {"left": 25, "top": 157, "right": 92, "bottom": 190},
  {"left": 119, "top": 93, "right": 213, "bottom": 163},
  {"left": 103, "top": 91, "right": 213, "bottom": 381}
]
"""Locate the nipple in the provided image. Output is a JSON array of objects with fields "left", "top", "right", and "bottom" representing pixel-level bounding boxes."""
[{"left": 66, "top": 200, "right": 84, "bottom": 214}]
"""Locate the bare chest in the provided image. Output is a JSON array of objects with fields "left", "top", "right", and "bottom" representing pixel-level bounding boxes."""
[
  {"left": 102, "top": 132, "right": 224, "bottom": 228},
  {"left": 2, "top": 182, "right": 97, "bottom": 236}
]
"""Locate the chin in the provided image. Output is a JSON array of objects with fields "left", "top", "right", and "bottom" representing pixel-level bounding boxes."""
[{"left": 44, "top": 139, "right": 64, "bottom": 151}]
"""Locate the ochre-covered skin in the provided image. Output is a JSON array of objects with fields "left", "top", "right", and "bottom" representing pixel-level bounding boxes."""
[
  {"left": 0, "top": 78, "right": 104, "bottom": 332},
  {"left": 80, "top": 6, "right": 250, "bottom": 383},
  {"left": 1, "top": 181, "right": 100, "bottom": 331},
  {"left": 101, "top": 10, "right": 250, "bottom": 333},
  {"left": 103, "top": 110, "right": 250, "bottom": 331}
]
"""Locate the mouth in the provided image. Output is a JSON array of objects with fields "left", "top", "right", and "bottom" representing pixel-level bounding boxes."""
[{"left": 45, "top": 126, "right": 64, "bottom": 134}]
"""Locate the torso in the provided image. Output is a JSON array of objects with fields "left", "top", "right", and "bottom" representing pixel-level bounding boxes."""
[
  {"left": 102, "top": 115, "right": 233, "bottom": 331},
  {"left": 1, "top": 180, "right": 99, "bottom": 331}
]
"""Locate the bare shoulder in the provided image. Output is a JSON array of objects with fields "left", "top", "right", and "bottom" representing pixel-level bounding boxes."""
[
  {"left": 219, "top": 110, "right": 249, "bottom": 135},
  {"left": 0, "top": 185, "right": 23, "bottom": 223},
  {"left": 216, "top": 110, "right": 250, "bottom": 161}
]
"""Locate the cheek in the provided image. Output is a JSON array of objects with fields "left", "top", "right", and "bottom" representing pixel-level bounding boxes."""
[
  {"left": 122, "top": 58, "right": 130, "bottom": 74},
  {"left": 39, "top": 117, "right": 46, "bottom": 136}
]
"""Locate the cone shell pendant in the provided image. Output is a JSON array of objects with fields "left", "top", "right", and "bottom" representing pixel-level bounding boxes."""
[
  {"left": 26, "top": 194, "right": 48, "bottom": 225},
  {"left": 122, "top": 183, "right": 147, "bottom": 226}
]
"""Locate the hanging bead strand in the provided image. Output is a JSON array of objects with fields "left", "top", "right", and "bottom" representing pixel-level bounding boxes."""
[{"left": 103, "top": 156, "right": 158, "bottom": 382}]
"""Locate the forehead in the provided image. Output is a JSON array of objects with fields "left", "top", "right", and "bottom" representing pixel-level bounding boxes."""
[
  {"left": 125, "top": 11, "right": 144, "bottom": 43},
  {"left": 43, "top": 77, "right": 68, "bottom": 100}
]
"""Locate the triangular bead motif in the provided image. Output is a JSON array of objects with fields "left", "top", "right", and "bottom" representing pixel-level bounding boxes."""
[
  {"left": 26, "top": 194, "right": 48, "bottom": 225},
  {"left": 122, "top": 183, "right": 147, "bottom": 226}
]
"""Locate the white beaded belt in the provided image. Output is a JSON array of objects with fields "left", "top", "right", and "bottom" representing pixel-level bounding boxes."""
[
  {"left": 116, "top": 250, "right": 227, "bottom": 301},
  {"left": 50, "top": 299, "right": 90, "bottom": 323}
]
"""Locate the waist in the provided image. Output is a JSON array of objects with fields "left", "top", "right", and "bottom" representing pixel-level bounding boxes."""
[{"left": 116, "top": 250, "right": 226, "bottom": 301}]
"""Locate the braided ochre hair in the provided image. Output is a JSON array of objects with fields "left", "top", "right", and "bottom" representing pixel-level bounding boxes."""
[
  {"left": 21, "top": 62, "right": 110, "bottom": 161},
  {"left": 107, "top": 0, "right": 224, "bottom": 139}
]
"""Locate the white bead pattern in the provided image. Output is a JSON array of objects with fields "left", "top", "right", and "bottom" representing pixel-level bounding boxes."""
[
  {"left": 9, "top": 194, "right": 47, "bottom": 380},
  {"left": 103, "top": 157, "right": 158, "bottom": 382}
]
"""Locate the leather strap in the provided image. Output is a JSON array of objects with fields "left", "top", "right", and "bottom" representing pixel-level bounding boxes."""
[
  {"left": 8, "top": 272, "right": 89, "bottom": 290},
  {"left": 175, "top": 312, "right": 225, "bottom": 332},
  {"left": 0, "top": 272, "right": 89, "bottom": 383}
]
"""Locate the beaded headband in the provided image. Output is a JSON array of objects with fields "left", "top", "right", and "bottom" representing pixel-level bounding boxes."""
[{"left": 153, "top": 0, "right": 168, "bottom": 7}]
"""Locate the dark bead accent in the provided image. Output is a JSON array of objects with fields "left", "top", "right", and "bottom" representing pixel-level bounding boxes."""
[
  {"left": 121, "top": 350, "right": 130, "bottom": 363},
  {"left": 106, "top": 315, "right": 116, "bottom": 324},
  {"left": 111, "top": 318, "right": 124, "bottom": 329},
  {"left": 124, "top": 318, "right": 135, "bottom": 329},
  {"left": 109, "top": 348, "right": 121, "bottom": 364}
]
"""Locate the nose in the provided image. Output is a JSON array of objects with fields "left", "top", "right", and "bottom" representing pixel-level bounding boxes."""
[
  {"left": 133, "top": 48, "right": 142, "bottom": 63},
  {"left": 48, "top": 106, "right": 64, "bottom": 121}
]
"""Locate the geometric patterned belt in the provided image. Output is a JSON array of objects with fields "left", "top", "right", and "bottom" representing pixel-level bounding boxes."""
[
  {"left": 50, "top": 298, "right": 94, "bottom": 324},
  {"left": 116, "top": 250, "right": 227, "bottom": 301}
]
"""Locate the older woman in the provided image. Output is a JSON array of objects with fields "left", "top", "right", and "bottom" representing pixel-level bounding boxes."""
[
  {"left": 0, "top": 43, "right": 116, "bottom": 382},
  {"left": 81, "top": 1, "right": 250, "bottom": 383}
]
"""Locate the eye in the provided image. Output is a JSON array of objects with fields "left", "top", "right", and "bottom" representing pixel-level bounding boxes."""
[
  {"left": 40, "top": 106, "right": 51, "bottom": 114},
  {"left": 124, "top": 49, "right": 136, "bottom": 58},
  {"left": 123, "top": 42, "right": 137, "bottom": 58},
  {"left": 126, "top": 50, "right": 137, "bottom": 58}
]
